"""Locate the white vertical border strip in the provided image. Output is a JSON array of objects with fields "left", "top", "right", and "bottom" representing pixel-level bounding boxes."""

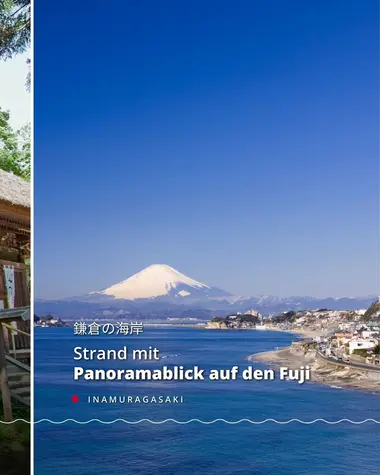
[{"left": 30, "top": 0, "right": 35, "bottom": 474}]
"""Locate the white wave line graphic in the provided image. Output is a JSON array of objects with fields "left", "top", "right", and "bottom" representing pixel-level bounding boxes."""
[
  {"left": 0, "top": 418, "right": 31, "bottom": 424},
  {"left": 2, "top": 418, "right": 380, "bottom": 425}
]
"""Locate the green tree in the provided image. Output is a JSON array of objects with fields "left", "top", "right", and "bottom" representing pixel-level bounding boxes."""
[
  {"left": 0, "top": 108, "right": 30, "bottom": 181},
  {"left": 0, "top": 1, "right": 30, "bottom": 59},
  {"left": 0, "top": 1, "right": 31, "bottom": 90}
]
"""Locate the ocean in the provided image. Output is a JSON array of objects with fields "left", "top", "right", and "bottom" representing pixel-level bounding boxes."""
[{"left": 34, "top": 327, "right": 380, "bottom": 475}]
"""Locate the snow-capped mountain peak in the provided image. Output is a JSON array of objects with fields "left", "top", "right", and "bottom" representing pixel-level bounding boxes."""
[{"left": 93, "top": 264, "right": 218, "bottom": 300}]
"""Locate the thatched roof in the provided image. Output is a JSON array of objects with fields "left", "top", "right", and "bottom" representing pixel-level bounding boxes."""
[{"left": 0, "top": 169, "right": 30, "bottom": 209}]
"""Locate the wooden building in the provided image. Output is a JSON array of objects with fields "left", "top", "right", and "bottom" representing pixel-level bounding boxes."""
[
  {"left": 0, "top": 171, "right": 31, "bottom": 417},
  {"left": 0, "top": 170, "right": 30, "bottom": 310}
]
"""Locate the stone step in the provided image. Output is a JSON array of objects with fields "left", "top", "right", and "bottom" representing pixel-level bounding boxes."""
[
  {"left": 10, "top": 385, "right": 29, "bottom": 396},
  {"left": 9, "top": 380, "right": 29, "bottom": 390},
  {"left": 4, "top": 355, "right": 31, "bottom": 407},
  {"left": 7, "top": 371, "right": 29, "bottom": 383},
  {"left": 10, "top": 391, "right": 30, "bottom": 407},
  {"left": 10, "top": 385, "right": 30, "bottom": 406}
]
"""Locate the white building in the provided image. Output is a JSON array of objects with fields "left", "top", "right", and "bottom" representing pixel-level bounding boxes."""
[{"left": 348, "top": 338, "right": 378, "bottom": 355}]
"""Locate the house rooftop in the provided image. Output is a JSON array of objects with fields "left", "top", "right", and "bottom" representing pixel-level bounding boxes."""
[{"left": 0, "top": 169, "right": 30, "bottom": 209}]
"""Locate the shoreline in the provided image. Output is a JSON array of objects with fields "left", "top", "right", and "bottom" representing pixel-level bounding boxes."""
[
  {"left": 250, "top": 338, "right": 380, "bottom": 393},
  {"left": 262, "top": 327, "right": 321, "bottom": 339}
]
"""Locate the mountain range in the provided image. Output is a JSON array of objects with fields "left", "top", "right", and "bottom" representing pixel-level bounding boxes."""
[{"left": 35, "top": 264, "right": 376, "bottom": 320}]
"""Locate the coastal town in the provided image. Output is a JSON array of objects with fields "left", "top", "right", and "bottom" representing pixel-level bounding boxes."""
[
  {"left": 267, "top": 300, "right": 380, "bottom": 367},
  {"left": 207, "top": 300, "right": 380, "bottom": 365},
  {"left": 205, "top": 300, "right": 380, "bottom": 391}
]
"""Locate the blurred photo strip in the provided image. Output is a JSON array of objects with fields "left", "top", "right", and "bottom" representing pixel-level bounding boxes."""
[{"left": 0, "top": 1, "right": 32, "bottom": 474}]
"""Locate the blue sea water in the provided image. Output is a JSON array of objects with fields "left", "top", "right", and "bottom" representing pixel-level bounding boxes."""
[{"left": 34, "top": 327, "right": 380, "bottom": 475}]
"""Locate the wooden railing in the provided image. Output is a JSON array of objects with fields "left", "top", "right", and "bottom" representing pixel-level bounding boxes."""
[
  {"left": 0, "top": 321, "right": 31, "bottom": 421},
  {"left": 0, "top": 324, "right": 13, "bottom": 422},
  {"left": 1, "top": 321, "right": 30, "bottom": 362}
]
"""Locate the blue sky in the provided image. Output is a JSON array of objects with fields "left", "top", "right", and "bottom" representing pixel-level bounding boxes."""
[{"left": 35, "top": 0, "right": 379, "bottom": 299}]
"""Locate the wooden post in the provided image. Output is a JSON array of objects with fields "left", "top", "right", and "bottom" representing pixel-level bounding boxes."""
[{"left": 0, "top": 323, "right": 12, "bottom": 422}]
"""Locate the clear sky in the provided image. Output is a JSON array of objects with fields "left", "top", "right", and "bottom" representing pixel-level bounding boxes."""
[
  {"left": 35, "top": 0, "right": 379, "bottom": 299},
  {"left": 0, "top": 53, "right": 30, "bottom": 129}
]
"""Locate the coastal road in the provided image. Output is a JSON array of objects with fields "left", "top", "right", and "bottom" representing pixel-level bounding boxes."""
[{"left": 316, "top": 351, "right": 380, "bottom": 372}]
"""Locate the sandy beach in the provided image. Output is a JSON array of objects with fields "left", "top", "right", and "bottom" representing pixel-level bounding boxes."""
[{"left": 250, "top": 334, "right": 380, "bottom": 393}]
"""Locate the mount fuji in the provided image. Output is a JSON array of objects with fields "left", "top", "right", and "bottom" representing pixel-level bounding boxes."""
[{"left": 88, "top": 264, "right": 230, "bottom": 301}]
